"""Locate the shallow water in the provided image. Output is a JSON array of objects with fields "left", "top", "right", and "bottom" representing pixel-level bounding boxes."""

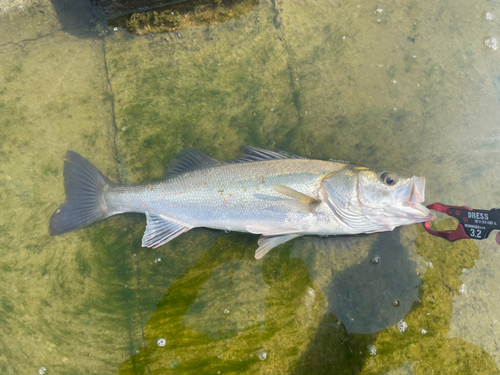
[{"left": 1, "top": 0, "right": 500, "bottom": 374}]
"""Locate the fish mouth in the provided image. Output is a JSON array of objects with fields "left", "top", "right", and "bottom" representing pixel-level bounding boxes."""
[
  {"left": 393, "top": 176, "right": 426, "bottom": 204},
  {"left": 409, "top": 202, "right": 436, "bottom": 221},
  {"left": 391, "top": 176, "right": 435, "bottom": 222},
  {"left": 381, "top": 201, "right": 435, "bottom": 223},
  {"left": 409, "top": 176, "right": 425, "bottom": 204}
]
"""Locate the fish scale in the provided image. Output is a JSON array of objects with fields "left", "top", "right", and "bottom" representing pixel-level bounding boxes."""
[{"left": 106, "top": 159, "right": 343, "bottom": 233}]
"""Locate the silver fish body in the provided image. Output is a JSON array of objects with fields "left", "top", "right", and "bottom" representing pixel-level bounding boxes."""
[{"left": 50, "top": 147, "right": 435, "bottom": 258}]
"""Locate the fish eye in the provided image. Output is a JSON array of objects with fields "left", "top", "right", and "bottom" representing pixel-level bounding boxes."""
[{"left": 381, "top": 172, "right": 396, "bottom": 186}]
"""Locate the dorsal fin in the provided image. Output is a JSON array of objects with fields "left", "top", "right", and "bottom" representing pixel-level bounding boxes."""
[
  {"left": 164, "top": 148, "right": 220, "bottom": 178},
  {"left": 164, "top": 146, "right": 302, "bottom": 177},
  {"left": 228, "top": 145, "right": 304, "bottom": 163}
]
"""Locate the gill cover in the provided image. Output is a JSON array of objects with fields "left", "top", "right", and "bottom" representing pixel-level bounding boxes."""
[{"left": 320, "top": 168, "right": 389, "bottom": 232}]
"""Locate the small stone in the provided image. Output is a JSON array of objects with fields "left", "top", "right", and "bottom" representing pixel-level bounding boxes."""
[
  {"left": 458, "top": 283, "right": 466, "bottom": 294},
  {"left": 485, "top": 37, "right": 498, "bottom": 51},
  {"left": 397, "top": 320, "right": 408, "bottom": 333},
  {"left": 367, "top": 344, "right": 377, "bottom": 356}
]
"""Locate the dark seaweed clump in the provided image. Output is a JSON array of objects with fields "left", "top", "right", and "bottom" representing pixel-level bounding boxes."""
[{"left": 108, "top": 0, "right": 259, "bottom": 35}]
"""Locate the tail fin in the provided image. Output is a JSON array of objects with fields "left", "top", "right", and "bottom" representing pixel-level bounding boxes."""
[{"left": 50, "top": 151, "right": 116, "bottom": 235}]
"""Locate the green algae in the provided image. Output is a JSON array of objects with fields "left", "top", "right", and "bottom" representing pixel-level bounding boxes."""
[
  {"left": 118, "top": 237, "right": 325, "bottom": 374},
  {"left": 116, "top": 221, "right": 500, "bottom": 375}
]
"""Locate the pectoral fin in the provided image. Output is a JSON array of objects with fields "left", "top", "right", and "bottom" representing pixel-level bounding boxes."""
[
  {"left": 255, "top": 234, "right": 302, "bottom": 259},
  {"left": 142, "top": 212, "right": 191, "bottom": 248},
  {"left": 272, "top": 184, "right": 321, "bottom": 213}
]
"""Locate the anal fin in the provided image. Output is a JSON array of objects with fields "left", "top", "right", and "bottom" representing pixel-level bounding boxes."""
[{"left": 142, "top": 212, "right": 191, "bottom": 248}]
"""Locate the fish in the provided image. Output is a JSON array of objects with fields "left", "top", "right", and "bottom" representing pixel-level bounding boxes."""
[{"left": 50, "top": 146, "right": 435, "bottom": 259}]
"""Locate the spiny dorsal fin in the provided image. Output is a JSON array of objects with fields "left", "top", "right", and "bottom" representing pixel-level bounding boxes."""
[
  {"left": 165, "top": 146, "right": 303, "bottom": 177},
  {"left": 272, "top": 184, "right": 321, "bottom": 213},
  {"left": 228, "top": 145, "right": 304, "bottom": 163},
  {"left": 164, "top": 148, "right": 220, "bottom": 178}
]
